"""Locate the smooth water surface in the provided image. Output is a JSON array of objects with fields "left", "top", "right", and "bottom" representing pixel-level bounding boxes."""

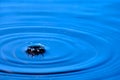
[{"left": 0, "top": 0, "right": 120, "bottom": 80}]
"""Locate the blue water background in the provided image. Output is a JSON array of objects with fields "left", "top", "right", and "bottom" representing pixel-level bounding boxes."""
[{"left": 0, "top": 0, "right": 120, "bottom": 80}]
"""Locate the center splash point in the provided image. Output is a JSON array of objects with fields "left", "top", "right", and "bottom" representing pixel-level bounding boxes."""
[{"left": 26, "top": 45, "right": 46, "bottom": 56}]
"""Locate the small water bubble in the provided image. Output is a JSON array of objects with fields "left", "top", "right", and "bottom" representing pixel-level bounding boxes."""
[{"left": 26, "top": 45, "right": 46, "bottom": 56}]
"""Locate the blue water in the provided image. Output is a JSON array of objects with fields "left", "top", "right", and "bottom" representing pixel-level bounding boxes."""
[{"left": 0, "top": 0, "right": 120, "bottom": 80}]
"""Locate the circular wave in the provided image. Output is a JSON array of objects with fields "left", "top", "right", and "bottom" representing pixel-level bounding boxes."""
[
  {"left": 0, "top": 0, "right": 120, "bottom": 80},
  {"left": 0, "top": 27, "right": 111, "bottom": 74}
]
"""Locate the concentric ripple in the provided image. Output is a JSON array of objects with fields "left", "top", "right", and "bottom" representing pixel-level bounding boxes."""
[{"left": 0, "top": 0, "right": 120, "bottom": 80}]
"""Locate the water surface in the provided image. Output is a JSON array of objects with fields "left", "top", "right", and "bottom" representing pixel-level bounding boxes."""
[{"left": 0, "top": 0, "right": 120, "bottom": 80}]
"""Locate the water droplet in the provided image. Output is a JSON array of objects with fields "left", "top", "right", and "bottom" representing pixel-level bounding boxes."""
[{"left": 26, "top": 45, "right": 46, "bottom": 56}]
